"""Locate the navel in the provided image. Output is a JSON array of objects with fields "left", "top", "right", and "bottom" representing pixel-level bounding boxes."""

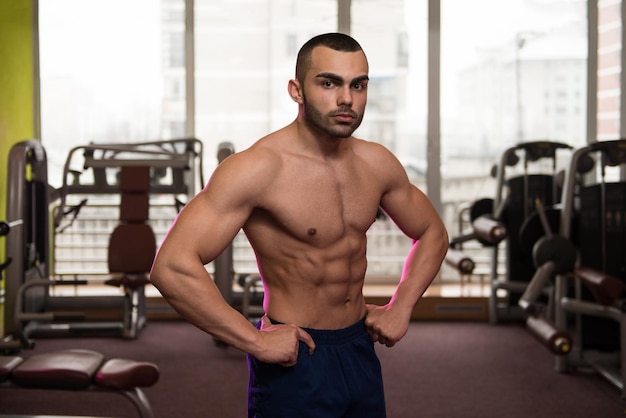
[{"left": 307, "top": 227, "right": 317, "bottom": 236}]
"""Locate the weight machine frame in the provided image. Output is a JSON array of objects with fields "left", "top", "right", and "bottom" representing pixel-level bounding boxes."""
[
  {"left": 488, "top": 141, "right": 572, "bottom": 323},
  {"left": 553, "top": 139, "right": 626, "bottom": 397},
  {"left": 2, "top": 138, "right": 204, "bottom": 350}
]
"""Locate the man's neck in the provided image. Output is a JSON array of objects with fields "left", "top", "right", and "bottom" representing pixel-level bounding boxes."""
[{"left": 293, "top": 119, "right": 350, "bottom": 160}]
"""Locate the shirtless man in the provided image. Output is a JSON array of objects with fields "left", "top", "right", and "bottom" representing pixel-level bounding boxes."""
[{"left": 150, "top": 33, "right": 448, "bottom": 417}]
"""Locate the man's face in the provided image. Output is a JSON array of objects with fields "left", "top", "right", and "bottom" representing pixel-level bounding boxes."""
[{"left": 300, "top": 46, "right": 369, "bottom": 139}]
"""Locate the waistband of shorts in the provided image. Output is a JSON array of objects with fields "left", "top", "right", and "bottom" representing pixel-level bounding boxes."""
[{"left": 268, "top": 316, "right": 367, "bottom": 345}]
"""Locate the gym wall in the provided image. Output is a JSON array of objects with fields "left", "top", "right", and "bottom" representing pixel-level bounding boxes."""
[{"left": 0, "top": 0, "right": 37, "bottom": 329}]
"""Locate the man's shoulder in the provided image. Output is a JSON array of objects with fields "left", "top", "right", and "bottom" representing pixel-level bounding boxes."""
[
  {"left": 199, "top": 147, "right": 278, "bottom": 211},
  {"left": 221, "top": 137, "right": 281, "bottom": 169},
  {"left": 351, "top": 137, "right": 396, "bottom": 163}
]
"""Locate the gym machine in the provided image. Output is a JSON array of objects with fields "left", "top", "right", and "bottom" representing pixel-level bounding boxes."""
[
  {"left": 2, "top": 138, "right": 204, "bottom": 349},
  {"left": 516, "top": 199, "right": 576, "bottom": 356},
  {"left": 549, "top": 139, "right": 626, "bottom": 396},
  {"left": 444, "top": 199, "right": 507, "bottom": 281},
  {"left": 1, "top": 140, "right": 51, "bottom": 351},
  {"left": 487, "top": 141, "right": 572, "bottom": 323},
  {"left": 445, "top": 141, "right": 573, "bottom": 322},
  {"left": 54, "top": 138, "right": 204, "bottom": 228}
]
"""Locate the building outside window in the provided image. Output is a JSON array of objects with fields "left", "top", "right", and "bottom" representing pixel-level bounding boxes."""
[{"left": 39, "top": 0, "right": 588, "bottom": 282}]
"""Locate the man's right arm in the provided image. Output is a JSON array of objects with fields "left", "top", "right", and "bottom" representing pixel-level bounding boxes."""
[{"left": 149, "top": 150, "right": 315, "bottom": 362}]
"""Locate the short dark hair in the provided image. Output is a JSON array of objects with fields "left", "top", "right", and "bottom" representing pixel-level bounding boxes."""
[{"left": 295, "top": 33, "right": 364, "bottom": 83}]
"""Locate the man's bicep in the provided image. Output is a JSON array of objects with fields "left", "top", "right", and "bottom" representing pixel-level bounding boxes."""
[
  {"left": 165, "top": 191, "right": 252, "bottom": 265},
  {"left": 373, "top": 147, "right": 435, "bottom": 238},
  {"left": 381, "top": 183, "right": 439, "bottom": 241},
  {"left": 169, "top": 153, "right": 266, "bottom": 262}
]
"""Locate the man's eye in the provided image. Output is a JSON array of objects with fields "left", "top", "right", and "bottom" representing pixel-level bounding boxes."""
[{"left": 323, "top": 80, "right": 334, "bottom": 87}]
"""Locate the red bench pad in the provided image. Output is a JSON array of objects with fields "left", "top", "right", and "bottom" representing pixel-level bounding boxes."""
[
  {"left": 11, "top": 349, "right": 104, "bottom": 390},
  {"left": 95, "top": 358, "right": 159, "bottom": 390}
]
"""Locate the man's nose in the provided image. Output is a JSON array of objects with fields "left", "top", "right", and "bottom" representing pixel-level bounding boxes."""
[{"left": 337, "top": 86, "right": 353, "bottom": 106}]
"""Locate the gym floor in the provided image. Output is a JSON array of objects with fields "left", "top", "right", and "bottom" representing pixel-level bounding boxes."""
[{"left": 0, "top": 317, "right": 623, "bottom": 418}]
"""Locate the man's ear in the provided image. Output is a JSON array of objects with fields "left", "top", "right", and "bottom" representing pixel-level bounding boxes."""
[{"left": 288, "top": 79, "right": 303, "bottom": 104}]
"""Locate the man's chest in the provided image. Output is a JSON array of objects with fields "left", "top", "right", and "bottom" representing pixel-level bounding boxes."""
[{"left": 255, "top": 164, "right": 383, "bottom": 241}]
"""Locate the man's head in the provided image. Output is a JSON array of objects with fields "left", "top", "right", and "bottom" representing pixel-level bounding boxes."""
[
  {"left": 296, "top": 33, "right": 365, "bottom": 85},
  {"left": 290, "top": 33, "right": 369, "bottom": 139}
]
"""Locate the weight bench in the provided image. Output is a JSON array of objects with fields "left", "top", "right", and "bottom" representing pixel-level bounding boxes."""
[{"left": 0, "top": 349, "right": 159, "bottom": 418}]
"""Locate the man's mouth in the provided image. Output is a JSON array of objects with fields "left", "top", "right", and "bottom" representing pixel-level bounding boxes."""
[
  {"left": 332, "top": 110, "right": 357, "bottom": 123},
  {"left": 334, "top": 114, "right": 354, "bottom": 123}
]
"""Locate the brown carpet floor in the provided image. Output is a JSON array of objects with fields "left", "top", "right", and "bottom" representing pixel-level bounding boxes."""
[{"left": 0, "top": 320, "right": 624, "bottom": 417}]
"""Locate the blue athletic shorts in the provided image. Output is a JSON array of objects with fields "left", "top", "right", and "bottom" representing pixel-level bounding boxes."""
[{"left": 247, "top": 317, "right": 387, "bottom": 418}]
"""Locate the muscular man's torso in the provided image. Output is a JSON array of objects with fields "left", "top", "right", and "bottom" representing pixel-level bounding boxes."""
[{"left": 242, "top": 133, "right": 387, "bottom": 329}]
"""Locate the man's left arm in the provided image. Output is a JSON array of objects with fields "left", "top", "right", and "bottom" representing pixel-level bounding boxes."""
[{"left": 365, "top": 179, "right": 449, "bottom": 347}]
